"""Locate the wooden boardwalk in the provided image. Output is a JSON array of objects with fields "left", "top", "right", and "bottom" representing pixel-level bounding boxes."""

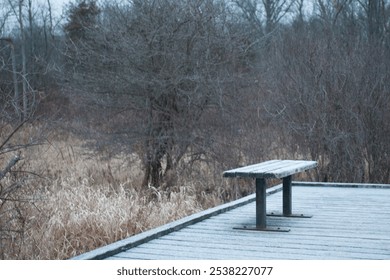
[{"left": 72, "top": 182, "right": 390, "bottom": 260}]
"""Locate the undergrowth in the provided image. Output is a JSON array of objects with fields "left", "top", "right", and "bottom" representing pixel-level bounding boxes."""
[{"left": 1, "top": 130, "right": 247, "bottom": 259}]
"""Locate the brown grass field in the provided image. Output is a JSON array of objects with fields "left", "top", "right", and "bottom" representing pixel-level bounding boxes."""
[{"left": 1, "top": 125, "right": 250, "bottom": 259}]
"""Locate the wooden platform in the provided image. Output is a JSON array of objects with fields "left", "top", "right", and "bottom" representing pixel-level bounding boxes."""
[{"left": 72, "top": 182, "right": 390, "bottom": 260}]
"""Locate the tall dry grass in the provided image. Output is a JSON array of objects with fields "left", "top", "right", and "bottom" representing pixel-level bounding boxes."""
[{"left": 1, "top": 130, "right": 235, "bottom": 259}]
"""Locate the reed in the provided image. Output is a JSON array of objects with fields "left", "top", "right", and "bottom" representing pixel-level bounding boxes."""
[{"left": 1, "top": 131, "right": 237, "bottom": 259}]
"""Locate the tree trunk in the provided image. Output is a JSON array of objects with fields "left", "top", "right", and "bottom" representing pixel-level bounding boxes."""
[
  {"left": 19, "top": 0, "right": 28, "bottom": 121},
  {"left": 10, "top": 41, "right": 21, "bottom": 120}
]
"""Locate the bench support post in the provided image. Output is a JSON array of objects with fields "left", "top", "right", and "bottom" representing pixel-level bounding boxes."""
[
  {"left": 283, "top": 175, "right": 292, "bottom": 216},
  {"left": 233, "top": 178, "right": 290, "bottom": 232},
  {"left": 268, "top": 175, "right": 311, "bottom": 219},
  {"left": 256, "top": 178, "right": 267, "bottom": 229}
]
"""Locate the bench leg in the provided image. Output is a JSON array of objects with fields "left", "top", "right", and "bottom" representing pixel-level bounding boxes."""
[
  {"left": 256, "top": 178, "right": 267, "bottom": 229},
  {"left": 233, "top": 177, "right": 290, "bottom": 232},
  {"left": 274, "top": 175, "right": 311, "bottom": 218},
  {"left": 283, "top": 175, "right": 292, "bottom": 216}
]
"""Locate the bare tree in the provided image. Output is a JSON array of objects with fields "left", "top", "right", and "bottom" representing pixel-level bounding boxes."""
[
  {"left": 63, "top": 0, "right": 255, "bottom": 188},
  {"left": 18, "top": 0, "right": 28, "bottom": 120},
  {"left": 1, "top": 0, "right": 62, "bottom": 121},
  {"left": 234, "top": 0, "right": 295, "bottom": 34},
  {"left": 263, "top": 0, "right": 295, "bottom": 32},
  {"left": 293, "top": 0, "right": 306, "bottom": 22},
  {"left": 0, "top": 38, "right": 20, "bottom": 119},
  {"left": 5, "top": 0, "right": 30, "bottom": 120},
  {"left": 1, "top": 1, "right": 11, "bottom": 33},
  {"left": 259, "top": 0, "right": 390, "bottom": 183},
  {"left": 357, "top": 0, "right": 388, "bottom": 42}
]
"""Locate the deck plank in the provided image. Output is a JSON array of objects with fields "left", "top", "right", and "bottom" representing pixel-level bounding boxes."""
[
  {"left": 72, "top": 183, "right": 390, "bottom": 260},
  {"left": 116, "top": 186, "right": 390, "bottom": 259}
]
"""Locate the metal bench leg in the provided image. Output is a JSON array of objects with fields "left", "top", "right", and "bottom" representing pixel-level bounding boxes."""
[
  {"left": 268, "top": 176, "right": 312, "bottom": 218},
  {"left": 278, "top": 175, "right": 312, "bottom": 218},
  {"left": 283, "top": 175, "right": 292, "bottom": 216},
  {"left": 256, "top": 178, "right": 267, "bottom": 229},
  {"left": 234, "top": 178, "right": 290, "bottom": 232}
]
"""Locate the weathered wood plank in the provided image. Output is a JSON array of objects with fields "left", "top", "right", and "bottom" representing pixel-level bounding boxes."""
[
  {"left": 231, "top": 164, "right": 292, "bottom": 178},
  {"left": 223, "top": 160, "right": 290, "bottom": 178},
  {"left": 263, "top": 161, "right": 318, "bottom": 178},
  {"left": 293, "top": 181, "right": 390, "bottom": 189},
  {"left": 187, "top": 216, "right": 390, "bottom": 233},
  {"left": 72, "top": 182, "right": 390, "bottom": 260},
  {"left": 243, "top": 160, "right": 316, "bottom": 178},
  {"left": 118, "top": 237, "right": 389, "bottom": 260},
  {"left": 222, "top": 160, "right": 281, "bottom": 177},
  {"left": 117, "top": 185, "right": 390, "bottom": 260},
  {"left": 223, "top": 160, "right": 317, "bottom": 178},
  {"left": 116, "top": 245, "right": 326, "bottom": 260},
  {"left": 161, "top": 229, "right": 390, "bottom": 251},
  {"left": 145, "top": 236, "right": 390, "bottom": 258}
]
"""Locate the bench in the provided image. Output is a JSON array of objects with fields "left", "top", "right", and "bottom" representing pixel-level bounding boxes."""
[{"left": 223, "top": 159, "right": 318, "bottom": 232}]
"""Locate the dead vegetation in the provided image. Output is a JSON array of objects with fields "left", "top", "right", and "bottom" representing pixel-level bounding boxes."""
[{"left": 1, "top": 127, "right": 251, "bottom": 259}]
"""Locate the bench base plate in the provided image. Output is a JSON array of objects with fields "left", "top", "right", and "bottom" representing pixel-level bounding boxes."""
[
  {"left": 267, "top": 212, "right": 313, "bottom": 218},
  {"left": 233, "top": 226, "right": 290, "bottom": 232}
]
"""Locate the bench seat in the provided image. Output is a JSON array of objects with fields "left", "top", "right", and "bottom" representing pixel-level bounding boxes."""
[{"left": 223, "top": 159, "right": 318, "bottom": 179}]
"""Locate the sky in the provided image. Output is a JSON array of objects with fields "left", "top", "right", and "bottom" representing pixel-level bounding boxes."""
[
  {"left": 37, "top": 0, "right": 72, "bottom": 17},
  {"left": 2, "top": 0, "right": 316, "bottom": 34},
  {"left": 1, "top": 0, "right": 73, "bottom": 33}
]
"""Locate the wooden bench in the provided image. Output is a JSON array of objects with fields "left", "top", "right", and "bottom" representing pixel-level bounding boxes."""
[{"left": 223, "top": 160, "right": 318, "bottom": 232}]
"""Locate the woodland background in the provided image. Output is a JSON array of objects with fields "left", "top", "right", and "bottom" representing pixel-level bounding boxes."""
[{"left": 1, "top": 0, "right": 389, "bottom": 259}]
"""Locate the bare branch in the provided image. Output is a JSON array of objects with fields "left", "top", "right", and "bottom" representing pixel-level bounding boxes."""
[{"left": 0, "top": 154, "right": 21, "bottom": 181}]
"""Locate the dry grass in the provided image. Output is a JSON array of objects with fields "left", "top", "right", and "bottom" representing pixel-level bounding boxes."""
[
  {"left": 1, "top": 122, "right": 315, "bottom": 259},
  {"left": 1, "top": 129, "right": 234, "bottom": 259},
  {"left": 20, "top": 179, "right": 207, "bottom": 259}
]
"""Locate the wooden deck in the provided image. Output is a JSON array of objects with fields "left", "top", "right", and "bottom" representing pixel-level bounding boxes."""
[{"left": 72, "top": 182, "right": 390, "bottom": 260}]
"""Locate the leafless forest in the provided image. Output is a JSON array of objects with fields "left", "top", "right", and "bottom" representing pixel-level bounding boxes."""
[{"left": 1, "top": 0, "right": 389, "bottom": 259}]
